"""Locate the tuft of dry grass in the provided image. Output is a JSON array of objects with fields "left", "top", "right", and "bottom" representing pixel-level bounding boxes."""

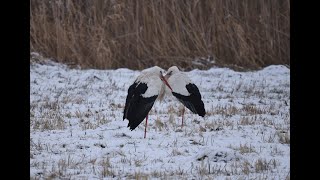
[
  {"left": 99, "top": 157, "right": 116, "bottom": 178},
  {"left": 254, "top": 158, "right": 277, "bottom": 172},
  {"left": 238, "top": 117, "right": 256, "bottom": 126},
  {"left": 241, "top": 160, "right": 252, "bottom": 175},
  {"left": 230, "top": 143, "right": 256, "bottom": 154},
  {"left": 242, "top": 105, "right": 265, "bottom": 115},
  {"left": 30, "top": 0, "right": 290, "bottom": 70}
]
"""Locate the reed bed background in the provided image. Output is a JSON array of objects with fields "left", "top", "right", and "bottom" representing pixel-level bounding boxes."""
[{"left": 30, "top": 0, "right": 290, "bottom": 70}]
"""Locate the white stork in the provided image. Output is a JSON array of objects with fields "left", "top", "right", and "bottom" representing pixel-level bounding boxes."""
[
  {"left": 123, "top": 66, "right": 172, "bottom": 138},
  {"left": 164, "top": 66, "right": 205, "bottom": 126}
]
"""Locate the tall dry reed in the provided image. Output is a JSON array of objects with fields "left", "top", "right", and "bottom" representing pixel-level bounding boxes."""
[{"left": 30, "top": 0, "right": 290, "bottom": 70}]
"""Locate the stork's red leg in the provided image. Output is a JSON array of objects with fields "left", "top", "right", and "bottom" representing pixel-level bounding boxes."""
[
  {"left": 144, "top": 114, "right": 148, "bottom": 138},
  {"left": 182, "top": 106, "right": 185, "bottom": 127}
]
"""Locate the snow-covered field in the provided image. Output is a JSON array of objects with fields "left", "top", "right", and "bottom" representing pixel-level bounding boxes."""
[{"left": 30, "top": 60, "right": 290, "bottom": 179}]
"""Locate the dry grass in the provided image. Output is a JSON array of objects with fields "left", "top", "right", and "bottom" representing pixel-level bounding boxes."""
[
  {"left": 230, "top": 143, "right": 256, "bottom": 154},
  {"left": 99, "top": 157, "right": 115, "bottom": 178},
  {"left": 30, "top": 0, "right": 290, "bottom": 70}
]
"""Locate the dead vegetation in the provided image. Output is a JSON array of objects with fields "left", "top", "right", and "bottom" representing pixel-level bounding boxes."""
[{"left": 30, "top": 0, "right": 290, "bottom": 70}]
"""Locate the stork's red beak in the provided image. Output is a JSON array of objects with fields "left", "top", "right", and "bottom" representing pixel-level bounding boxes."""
[
  {"left": 164, "top": 74, "right": 170, "bottom": 80},
  {"left": 160, "top": 74, "right": 172, "bottom": 91}
]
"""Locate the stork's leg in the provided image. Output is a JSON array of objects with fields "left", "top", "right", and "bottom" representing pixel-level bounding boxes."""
[
  {"left": 182, "top": 106, "right": 185, "bottom": 127},
  {"left": 144, "top": 114, "right": 148, "bottom": 138}
]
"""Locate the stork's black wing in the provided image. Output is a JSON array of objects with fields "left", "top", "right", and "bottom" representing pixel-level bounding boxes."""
[
  {"left": 123, "top": 82, "right": 158, "bottom": 130},
  {"left": 172, "top": 83, "right": 205, "bottom": 117}
]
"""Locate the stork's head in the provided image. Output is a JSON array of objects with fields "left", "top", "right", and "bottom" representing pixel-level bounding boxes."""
[
  {"left": 164, "top": 66, "right": 180, "bottom": 80},
  {"left": 159, "top": 70, "right": 173, "bottom": 91}
]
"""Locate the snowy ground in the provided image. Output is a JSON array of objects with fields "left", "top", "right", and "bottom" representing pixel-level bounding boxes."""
[{"left": 30, "top": 59, "right": 290, "bottom": 179}]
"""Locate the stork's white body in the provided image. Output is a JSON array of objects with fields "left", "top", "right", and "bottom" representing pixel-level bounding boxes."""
[
  {"left": 166, "top": 72, "right": 192, "bottom": 96},
  {"left": 164, "top": 66, "right": 206, "bottom": 126},
  {"left": 123, "top": 66, "right": 170, "bottom": 138},
  {"left": 136, "top": 67, "right": 166, "bottom": 99}
]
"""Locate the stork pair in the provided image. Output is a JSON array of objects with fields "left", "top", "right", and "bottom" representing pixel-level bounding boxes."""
[{"left": 123, "top": 66, "right": 205, "bottom": 138}]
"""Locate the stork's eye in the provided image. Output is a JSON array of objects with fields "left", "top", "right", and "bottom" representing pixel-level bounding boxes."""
[{"left": 169, "top": 71, "right": 172, "bottom": 75}]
